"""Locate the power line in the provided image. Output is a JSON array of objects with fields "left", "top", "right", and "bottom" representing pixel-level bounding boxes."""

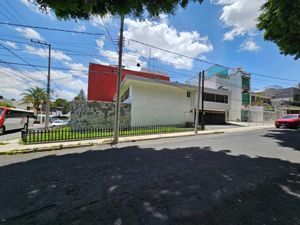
[
  {"left": 3, "top": 0, "right": 30, "bottom": 25},
  {"left": 0, "top": 21, "right": 105, "bottom": 36},
  {"left": 0, "top": 43, "right": 48, "bottom": 78}
]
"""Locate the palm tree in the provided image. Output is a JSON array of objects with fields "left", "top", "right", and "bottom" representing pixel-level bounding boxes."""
[{"left": 22, "top": 87, "right": 47, "bottom": 121}]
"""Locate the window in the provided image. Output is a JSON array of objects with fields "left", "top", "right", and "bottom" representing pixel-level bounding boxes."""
[
  {"left": 0, "top": 108, "right": 4, "bottom": 118},
  {"left": 204, "top": 93, "right": 228, "bottom": 104},
  {"left": 216, "top": 95, "right": 225, "bottom": 103},
  {"left": 121, "top": 88, "right": 130, "bottom": 102},
  {"left": 187, "top": 91, "right": 191, "bottom": 98},
  {"left": 204, "top": 93, "right": 215, "bottom": 102}
]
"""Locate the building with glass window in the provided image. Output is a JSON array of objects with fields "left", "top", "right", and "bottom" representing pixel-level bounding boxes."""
[{"left": 204, "top": 67, "right": 251, "bottom": 122}]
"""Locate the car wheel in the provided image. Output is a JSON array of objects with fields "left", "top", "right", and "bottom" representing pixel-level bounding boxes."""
[
  {"left": 275, "top": 125, "right": 280, "bottom": 128},
  {"left": 0, "top": 126, "right": 5, "bottom": 135}
]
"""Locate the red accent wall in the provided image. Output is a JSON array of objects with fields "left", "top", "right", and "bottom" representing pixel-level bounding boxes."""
[{"left": 88, "top": 63, "right": 170, "bottom": 102}]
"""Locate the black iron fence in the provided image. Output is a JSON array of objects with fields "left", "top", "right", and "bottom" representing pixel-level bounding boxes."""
[{"left": 21, "top": 124, "right": 193, "bottom": 144}]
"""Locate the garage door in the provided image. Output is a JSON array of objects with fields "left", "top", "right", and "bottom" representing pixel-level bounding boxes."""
[{"left": 198, "top": 111, "right": 226, "bottom": 125}]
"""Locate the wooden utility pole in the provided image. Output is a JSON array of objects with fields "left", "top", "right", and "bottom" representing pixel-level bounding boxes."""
[
  {"left": 113, "top": 15, "right": 125, "bottom": 143},
  {"left": 31, "top": 40, "right": 51, "bottom": 128},
  {"left": 194, "top": 72, "right": 201, "bottom": 134}
]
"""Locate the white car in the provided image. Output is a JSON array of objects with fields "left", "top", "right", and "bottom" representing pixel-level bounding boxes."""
[{"left": 51, "top": 119, "right": 69, "bottom": 127}]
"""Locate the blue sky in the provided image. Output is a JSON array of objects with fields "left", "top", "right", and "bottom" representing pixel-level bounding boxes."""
[{"left": 0, "top": 0, "right": 299, "bottom": 100}]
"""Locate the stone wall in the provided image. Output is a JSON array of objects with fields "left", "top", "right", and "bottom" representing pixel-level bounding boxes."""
[{"left": 70, "top": 101, "right": 131, "bottom": 129}]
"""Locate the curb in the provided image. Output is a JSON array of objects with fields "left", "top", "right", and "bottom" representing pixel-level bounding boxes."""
[{"left": 0, "top": 126, "right": 271, "bottom": 155}]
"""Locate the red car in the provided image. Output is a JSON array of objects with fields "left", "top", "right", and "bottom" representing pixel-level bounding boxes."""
[{"left": 275, "top": 114, "right": 300, "bottom": 129}]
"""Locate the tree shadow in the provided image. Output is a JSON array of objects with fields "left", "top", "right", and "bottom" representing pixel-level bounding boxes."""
[
  {"left": 263, "top": 128, "right": 300, "bottom": 151},
  {"left": 0, "top": 145, "right": 299, "bottom": 225}
]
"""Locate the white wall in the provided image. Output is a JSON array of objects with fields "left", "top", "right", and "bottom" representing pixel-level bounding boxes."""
[
  {"left": 205, "top": 74, "right": 241, "bottom": 121},
  {"left": 130, "top": 83, "right": 193, "bottom": 126},
  {"left": 228, "top": 73, "right": 242, "bottom": 121}
]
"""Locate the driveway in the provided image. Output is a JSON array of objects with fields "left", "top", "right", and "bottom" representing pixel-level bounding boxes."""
[{"left": 0, "top": 128, "right": 299, "bottom": 225}]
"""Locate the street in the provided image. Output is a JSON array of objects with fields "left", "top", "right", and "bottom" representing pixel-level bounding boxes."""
[
  {"left": 0, "top": 128, "right": 299, "bottom": 224},
  {"left": 0, "top": 130, "right": 21, "bottom": 142}
]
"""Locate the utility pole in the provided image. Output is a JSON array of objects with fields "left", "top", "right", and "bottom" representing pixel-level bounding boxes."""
[
  {"left": 113, "top": 15, "right": 125, "bottom": 144},
  {"left": 194, "top": 72, "right": 201, "bottom": 134},
  {"left": 201, "top": 71, "right": 205, "bottom": 130},
  {"left": 31, "top": 40, "right": 51, "bottom": 128}
]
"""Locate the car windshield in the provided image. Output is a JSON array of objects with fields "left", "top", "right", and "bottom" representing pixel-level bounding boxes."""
[
  {"left": 281, "top": 115, "right": 297, "bottom": 119},
  {"left": 53, "top": 120, "right": 62, "bottom": 123}
]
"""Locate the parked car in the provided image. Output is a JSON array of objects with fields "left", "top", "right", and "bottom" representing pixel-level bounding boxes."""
[
  {"left": 275, "top": 114, "right": 300, "bottom": 129},
  {"left": 51, "top": 119, "right": 69, "bottom": 127}
]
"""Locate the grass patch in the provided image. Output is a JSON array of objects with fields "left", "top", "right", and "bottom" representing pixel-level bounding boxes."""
[
  {"left": 23, "top": 126, "right": 193, "bottom": 144},
  {"left": 0, "top": 142, "right": 7, "bottom": 145}
]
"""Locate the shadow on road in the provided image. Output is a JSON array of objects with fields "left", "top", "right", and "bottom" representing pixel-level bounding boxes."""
[
  {"left": 263, "top": 128, "right": 300, "bottom": 151},
  {"left": 0, "top": 146, "right": 299, "bottom": 225}
]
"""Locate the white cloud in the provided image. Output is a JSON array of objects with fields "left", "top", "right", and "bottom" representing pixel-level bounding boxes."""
[
  {"left": 16, "top": 27, "right": 44, "bottom": 40},
  {"left": 123, "top": 17, "right": 213, "bottom": 70},
  {"left": 99, "top": 49, "right": 146, "bottom": 71},
  {"left": 96, "top": 37, "right": 105, "bottom": 49},
  {"left": 75, "top": 24, "right": 86, "bottom": 32},
  {"left": 64, "top": 62, "right": 88, "bottom": 77},
  {"left": 20, "top": 0, "right": 55, "bottom": 19},
  {"left": 212, "top": 0, "right": 265, "bottom": 41},
  {"left": 240, "top": 39, "right": 260, "bottom": 51},
  {"left": 93, "top": 59, "right": 110, "bottom": 66},
  {"left": 0, "top": 66, "right": 87, "bottom": 101},
  {"left": 1, "top": 41, "right": 17, "bottom": 49},
  {"left": 90, "top": 15, "right": 112, "bottom": 27},
  {"left": 24, "top": 45, "right": 72, "bottom": 61}
]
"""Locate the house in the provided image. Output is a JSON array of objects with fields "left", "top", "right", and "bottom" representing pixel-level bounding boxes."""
[
  {"left": 88, "top": 63, "right": 169, "bottom": 102},
  {"left": 254, "top": 85, "right": 300, "bottom": 114},
  {"left": 196, "top": 67, "right": 251, "bottom": 122},
  {"left": 119, "top": 75, "right": 230, "bottom": 126}
]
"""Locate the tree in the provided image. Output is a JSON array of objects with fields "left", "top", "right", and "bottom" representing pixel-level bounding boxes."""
[
  {"left": 73, "top": 89, "right": 86, "bottom": 102},
  {"left": 32, "top": 0, "right": 203, "bottom": 18},
  {"left": 51, "top": 98, "right": 70, "bottom": 114},
  {"left": 0, "top": 102, "right": 15, "bottom": 108},
  {"left": 22, "top": 87, "right": 46, "bottom": 121},
  {"left": 257, "top": 0, "right": 300, "bottom": 59}
]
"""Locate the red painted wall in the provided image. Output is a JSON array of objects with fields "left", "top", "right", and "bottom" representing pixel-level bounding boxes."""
[{"left": 88, "top": 63, "right": 169, "bottom": 102}]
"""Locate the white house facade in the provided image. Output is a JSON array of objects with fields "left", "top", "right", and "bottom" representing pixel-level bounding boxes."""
[{"left": 120, "top": 75, "right": 231, "bottom": 126}]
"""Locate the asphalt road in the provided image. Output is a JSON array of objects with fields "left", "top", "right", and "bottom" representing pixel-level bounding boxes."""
[{"left": 0, "top": 128, "right": 299, "bottom": 225}]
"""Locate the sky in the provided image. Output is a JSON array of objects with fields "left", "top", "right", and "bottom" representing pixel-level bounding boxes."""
[{"left": 0, "top": 0, "right": 299, "bottom": 101}]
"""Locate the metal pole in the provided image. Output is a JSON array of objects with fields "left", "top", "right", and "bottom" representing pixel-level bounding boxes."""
[
  {"left": 31, "top": 40, "right": 51, "bottom": 129},
  {"left": 45, "top": 44, "right": 51, "bottom": 129},
  {"left": 113, "top": 15, "right": 125, "bottom": 143},
  {"left": 194, "top": 72, "right": 201, "bottom": 134},
  {"left": 201, "top": 71, "right": 205, "bottom": 130}
]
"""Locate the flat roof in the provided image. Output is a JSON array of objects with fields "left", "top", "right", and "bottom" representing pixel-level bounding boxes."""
[{"left": 121, "top": 75, "right": 230, "bottom": 95}]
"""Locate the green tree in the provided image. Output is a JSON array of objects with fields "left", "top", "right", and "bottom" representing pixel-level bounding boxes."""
[
  {"left": 73, "top": 89, "right": 86, "bottom": 102},
  {"left": 32, "top": 0, "right": 203, "bottom": 18},
  {"left": 51, "top": 98, "right": 71, "bottom": 114},
  {"left": 22, "top": 87, "right": 46, "bottom": 121},
  {"left": 257, "top": 0, "right": 300, "bottom": 59},
  {"left": 0, "top": 102, "right": 14, "bottom": 108}
]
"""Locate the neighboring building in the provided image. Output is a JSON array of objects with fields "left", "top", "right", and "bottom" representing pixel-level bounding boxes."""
[
  {"left": 88, "top": 63, "right": 170, "bottom": 102},
  {"left": 251, "top": 93, "right": 272, "bottom": 107},
  {"left": 119, "top": 75, "right": 230, "bottom": 126},
  {"left": 202, "top": 67, "right": 251, "bottom": 122},
  {"left": 11, "top": 100, "right": 33, "bottom": 111},
  {"left": 254, "top": 85, "right": 300, "bottom": 114}
]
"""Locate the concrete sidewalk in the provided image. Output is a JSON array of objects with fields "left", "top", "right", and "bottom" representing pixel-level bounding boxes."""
[{"left": 0, "top": 124, "right": 273, "bottom": 154}]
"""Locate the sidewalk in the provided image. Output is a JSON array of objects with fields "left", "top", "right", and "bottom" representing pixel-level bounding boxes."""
[{"left": 0, "top": 124, "right": 273, "bottom": 154}]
